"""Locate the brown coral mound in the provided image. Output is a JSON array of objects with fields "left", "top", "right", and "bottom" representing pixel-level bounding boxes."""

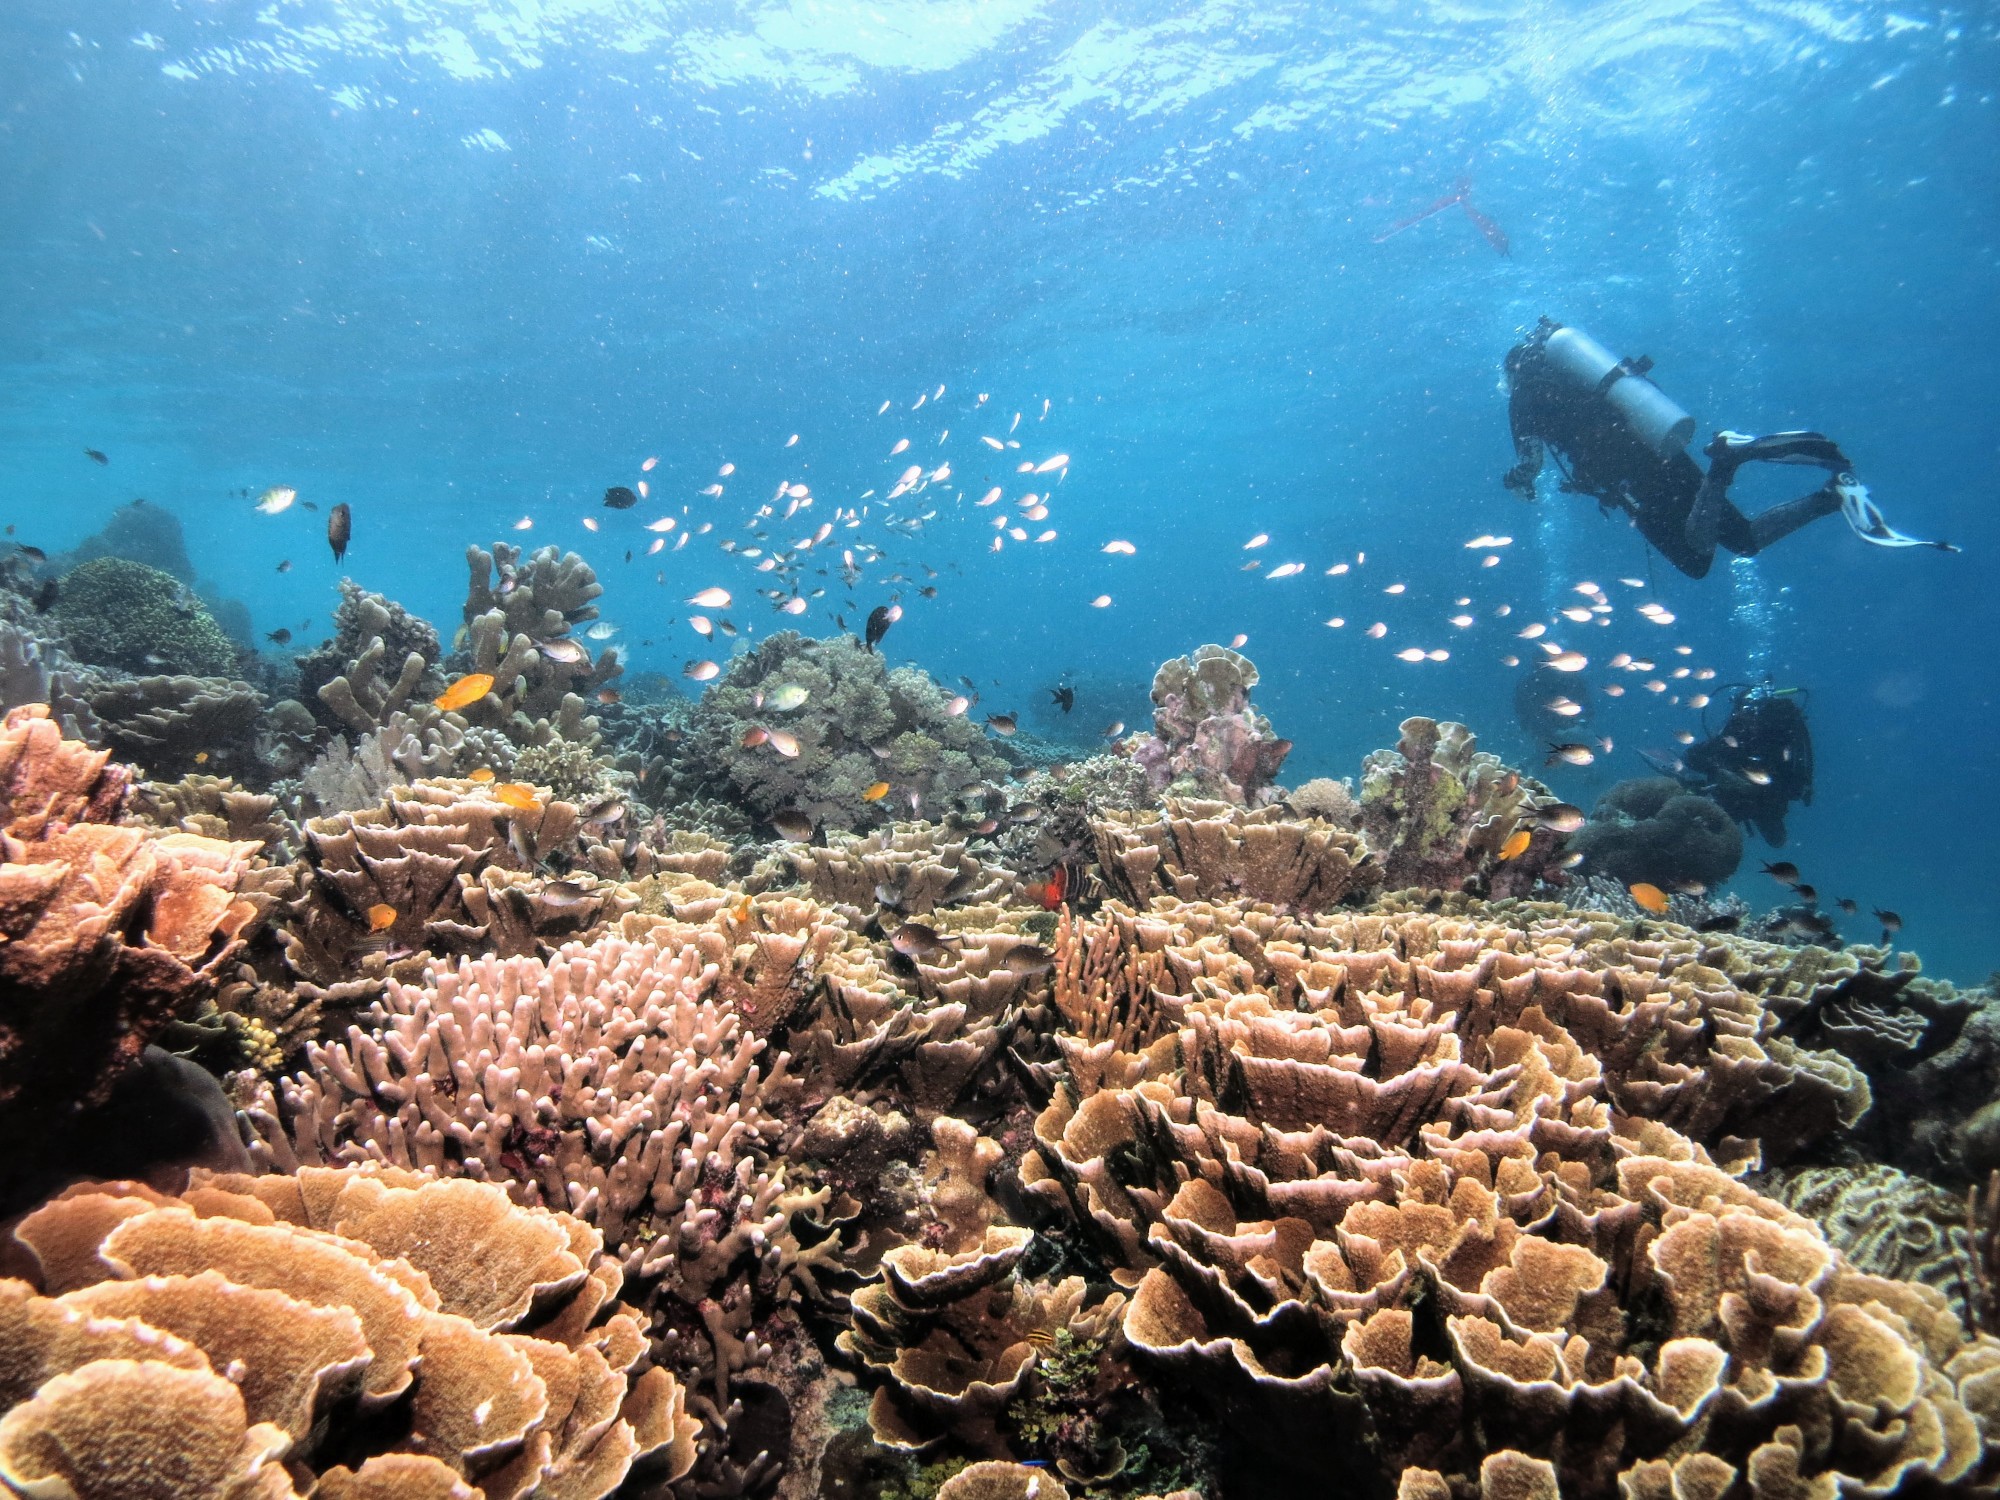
[
  {"left": 0, "top": 1165, "right": 697, "bottom": 1497},
  {"left": 0, "top": 707, "right": 261, "bottom": 1160},
  {"left": 1022, "top": 895, "right": 1986, "bottom": 1496},
  {"left": 1094, "top": 798, "right": 1378, "bottom": 912}
]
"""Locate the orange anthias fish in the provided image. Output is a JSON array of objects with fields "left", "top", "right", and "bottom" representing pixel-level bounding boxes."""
[
  {"left": 862, "top": 781, "right": 891, "bottom": 802},
  {"left": 467, "top": 767, "right": 495, "bottom": 784},
  {"left": 1496, "top": 829, "right": 1533, "bottom": 861},
  {"left": 1628, "top": 882, "right": 1671, "bottom": 914},
  {"left": 1024, "top": 864, "right": 1068, "bottom": 911},
  {"left": 366, "top": 902, "right": 397, "bottom": 932},
  {"left": 435, "top": 673, "right": 495, "bottom": 712},
  {"left": 495, "top": 782, "right": 542, "bottom": 812}
]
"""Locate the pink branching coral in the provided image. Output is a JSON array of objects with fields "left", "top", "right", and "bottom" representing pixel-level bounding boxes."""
[{"left": 240, "top": 929, "right": 800, "bottom": 1301}]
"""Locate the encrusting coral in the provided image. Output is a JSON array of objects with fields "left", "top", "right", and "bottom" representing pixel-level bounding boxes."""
[
  {"left": 1121, "top": 644, "right": 1290, "bottom": 805},
  {"left": 0, "top": 1163, "right": 698, "bottom": 1496}
]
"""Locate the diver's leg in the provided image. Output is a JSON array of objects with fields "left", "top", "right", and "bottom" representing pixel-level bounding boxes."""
[
  {"left": 1683, "top": 433, "right": 1750, "bottom": 566},
  {"left": 1739, "top": 481, "right": 1844, "bottom": 554}
]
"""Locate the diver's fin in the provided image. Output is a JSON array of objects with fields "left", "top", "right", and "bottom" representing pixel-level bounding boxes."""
[
  {"left": 1837, "top": 476, "right": 1960, "bottom": 552},
  {"left": 1708, "top": 430, "right": 1851, "bottom": 470}
]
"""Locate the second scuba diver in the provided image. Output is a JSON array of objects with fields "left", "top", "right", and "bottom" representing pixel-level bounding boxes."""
[{"left": 1502, "top": 317, "right": 1956, "bottom": 577}]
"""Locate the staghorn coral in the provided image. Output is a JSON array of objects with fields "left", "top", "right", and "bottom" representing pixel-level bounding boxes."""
[
  {"left": 1, "top": 1164, "right": 698, "bottom": 1495},
  {"left": 1093, "top": 799, "right": 1378, "bottom": 913},
  {"left": 1568, "top": 778, "right": 1744, "bottom": 892},
  {"left": 82, "top": 673, "right": 265, "bottom": 780},
  {"left": 1021, "top": 892, "right": 1996, "bottom": 1497},
  {"left": 52, "top": 556, "right": 239, "bottom": 677},
  {"left": 238, "top": 928, "right": 799, "bottom": 1304},
  {"left": 686, "top": 631, "right": 1009, "bottom": 837},
  {"left": 1122, "top": 644, "right": 1290, "bottom": 805},
  {"left": 1357, "top": 716, "right": 1565, "bottom": 897}
]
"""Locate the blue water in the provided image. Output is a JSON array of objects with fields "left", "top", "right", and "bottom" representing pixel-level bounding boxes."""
[{"left": 1, "top": 0, "right": 1994, "bottom": 979}]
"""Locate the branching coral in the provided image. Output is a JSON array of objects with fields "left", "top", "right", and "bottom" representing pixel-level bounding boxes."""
[
  {"left": 686, "top": 631, "right": 1009, "bottom": 836},
  {"left": 1, "top": 1164, "right": 698, "bottom": 1495},
  {"left": 457, "top": 542, "right": 618, "bottom": 735},
  {"left": 1122, "top": 644, "right": 1290, "bottom": 805},
  {"left": 295, "top": 580, "right": 444, "bottom": 736},
  {"left": 239, "top": 928, "right": 800, "bottom": 1304},
  {"left": 1021, "top": 892, "right": 1995, "bottom": 1497},
  {"left": 1357, "top": 717, "right": 1566, "bottom": 896}
]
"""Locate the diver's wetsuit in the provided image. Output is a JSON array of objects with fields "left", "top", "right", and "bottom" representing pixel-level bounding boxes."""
[
  {"left": 1681, "top": 688, "right": 1814, "bottom": 846},
  {"left": 1503, "top": 319, "right": 1849, "bottom": 579}
]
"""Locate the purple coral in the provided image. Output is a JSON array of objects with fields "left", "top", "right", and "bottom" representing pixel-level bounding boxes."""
[{"left": 1122, "top": 644, "right": 1290, "bottom": 805}]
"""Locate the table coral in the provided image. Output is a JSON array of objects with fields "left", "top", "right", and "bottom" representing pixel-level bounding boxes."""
[{"left": 0, "top": 1164, "right": 697, "bottom": 1496}]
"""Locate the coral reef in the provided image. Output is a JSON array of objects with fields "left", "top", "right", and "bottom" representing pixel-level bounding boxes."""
[
  {"left": 1357, "top": 716, "right": 1566, "bottom": 897},
  {"left": 457, "top": 542, "right": 620, "bottom": 735},
  {"left": 686, "top": 631, "right": 1010, "bottom": 836},
  {"left": 1, "top": 1164, "right": 698, "bottom": 1495},
  {"left": 1093, "top": 799, "right": 1377, "bottom": 912},
  {"left": 1568, "top": 777, "right": 1744, "bottom": 892},
  {"left": 51, "top": 556, "right": 240, "bottom": 677},
  {"left": 81, "top": 673, "right": 266, "bottom": 780},
  {"left": 1122, "top": 645, "right": 1290, "bottom": 805},
  {"left": 295, "top": 579, "right": 444, "bottom": 735},
  {"left": 0, "top": 707, "right": 261, "bottom": 1204},
  {"left": 1024, "top": 893, "right": 1992, "bottom": 1497}
]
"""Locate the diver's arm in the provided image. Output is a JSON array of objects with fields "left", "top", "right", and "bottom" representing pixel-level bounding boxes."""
[{"left": 1503, "top": 433, "right": 1544, "bottom": 498}]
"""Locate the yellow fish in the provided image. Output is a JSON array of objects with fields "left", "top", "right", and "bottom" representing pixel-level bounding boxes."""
[
  {"left": 1628, "top": 882, "right": 1671, "bottom": 914},
  {"left": 366, "top": 902, "right": 397, "bottom": 932},
  {"left": 863, "top": 782, "right": 890, "bottom": 802},
  {"left": 435, "top": 673, "right": 495, "bottom": 712},
  {"left": 1497, "top": 829, "right": 1533, "bottom": 861},
  {"left": 495, "top": 782, "right": 541, "bottom": 812},
  {"left": 467, "top": 767, "right": 495, "bottom": 784}
]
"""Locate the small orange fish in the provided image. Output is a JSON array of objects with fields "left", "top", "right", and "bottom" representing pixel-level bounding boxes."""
[
  {"left": 468, "top": 767, "right": 495, "bottom": 784},
  {"left": 863, "top": 781, "right": 890, "bottom": 802},
  {"left": 193, "top": 751, "right": 210, "bottom": 764},
  {"left": 596, "top": 688, "right": 621, "bottom": 704},
  {"left": 1628, "top": 882, "right": 1671, "bottom": 914},
  {"left": 495, "top": 782, "right": 541, "bottom": 812},
  {"left": 731, "top": 894, "right": 754, "bottom": 924},
  {"left": 435, "top": 673, "right": 495, "bottom": 712},
  {"left": 1497, "top": 829, "right": 1533, "bottom": 861},
  {"left": 366, "top": 902, "right": 397, "bottom": 932},
  {"left": 1023, "top": 864, "right": 1069, "bottom": 912},
  {"left": 741, "top": 727, "right": 769, "bottom": 748}
]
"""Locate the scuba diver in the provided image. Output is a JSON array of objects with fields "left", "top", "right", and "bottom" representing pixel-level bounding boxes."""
[
  {"left": 1657, "top": 683, "right": 1814, "bottom": 846},
  {"left": 1503, "top": 317, "right": 1956, "bottom": 577}
]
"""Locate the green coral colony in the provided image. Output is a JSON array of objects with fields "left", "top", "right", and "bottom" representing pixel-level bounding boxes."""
[{"left": 2, "top": 513, "right": 1999, "bottom": 1500}]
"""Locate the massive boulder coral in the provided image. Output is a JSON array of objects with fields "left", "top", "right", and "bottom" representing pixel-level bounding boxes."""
[
  {"left": 1, "top": 1164, "right": 698, "bottom": 1496},
  {"left": 50, "top": 555, "right": 239, "bottom": 677},
  {"left": 1568, "top": 777, "right": 1743, "bottom": 892},
  {"left": 240, "top": 926, "right": 800, "bottom": 1303},
  {"left": 1021, "top": 894, "right": 1995, "bottom": 1496},
  {"left": 1122, "top": 644, "right": 1290, "bottom": 805},
  {"left": 685, "top": 631, "right": 1009, "bottom": 836},
  {"left": 1358, "top": 716, "right": 1566, "bottom": 896},
  {"left": 0, "top": 706, "right": 261, "bottom": 1189}
]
